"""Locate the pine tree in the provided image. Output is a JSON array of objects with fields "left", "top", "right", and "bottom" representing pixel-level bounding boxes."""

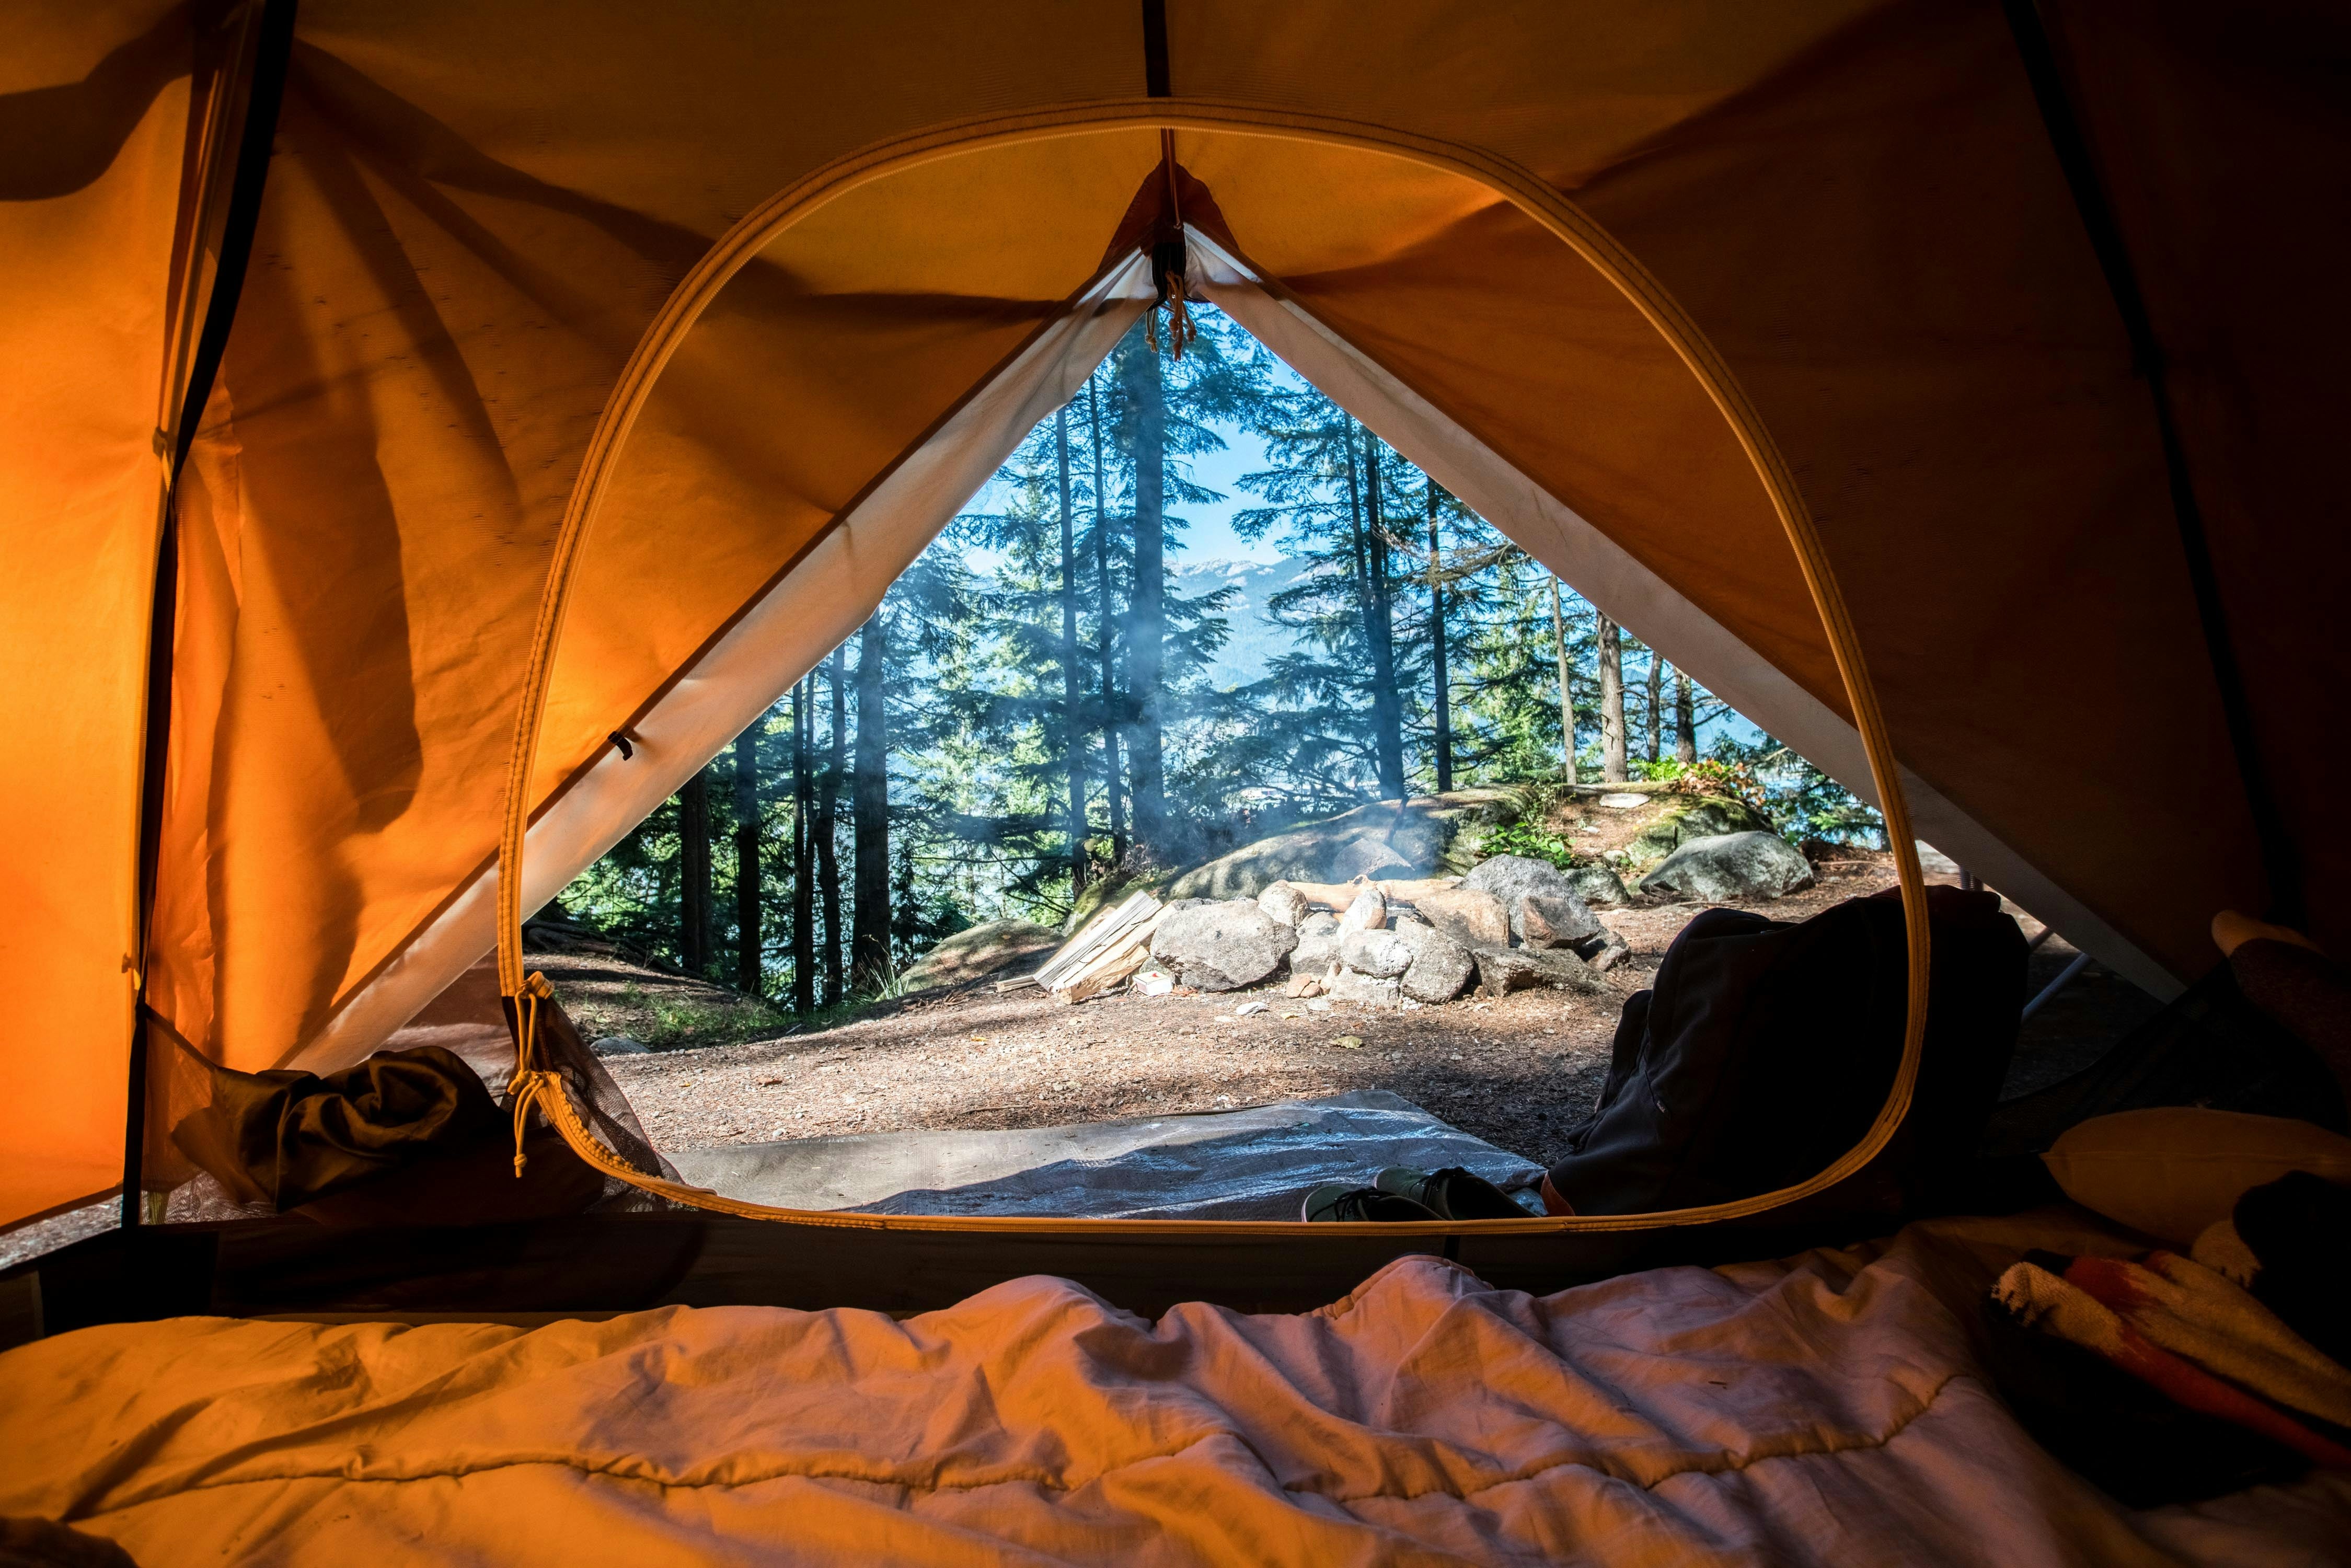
[
  {"left": 1645, "top": 649, "right": 1664, "bottom": 764},
  {"left": 818, "top": 644, "right": 845, "bottom": 1007},
  {"left": 1121, "top": 331, "right": 1169, "bottom": 855},
  {"left": 791, "top": 676, "right": 814, "bottom": 1013},
  {"left": 732, "top": 722, "right": 762, "bottom": 995},
  {"left": 1596, "top": 612, "right": 1628, "bottom": 783},
  {"left": 1425, "top": 481, "right": 1451, "bottom": 793},
  {"left": 852, "top": 613, "right": 891, "bottom": 991},
  {"left": 677, "top": 767, "right": 712, "bottom": 975},
  {"left": 1055, "top": 405, "right": 1088, "bottom": 891},
  {"left": 1549, "top": 578, "right": 1579, "bottom": 783}
]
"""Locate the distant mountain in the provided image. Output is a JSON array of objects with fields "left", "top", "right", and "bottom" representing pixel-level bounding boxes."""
[{"left": 1168, "top": 556, "right": 1320, "bottom": 690}]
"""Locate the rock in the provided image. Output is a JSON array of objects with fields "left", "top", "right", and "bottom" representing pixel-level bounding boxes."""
[
  {"left": 1626, "top": 794, "right": 1773, "bottom": 862},
  {"left": 1517, "top": 891, "right": 1603, "bottom": 949},
  {"left": 1463, "top": 852, "right": 1577, "bottom": 906},
  {"left": 1284, "top": 972, "right": 1324, "bottom": 999},
  {"left": 1639, "top": 831, "right": 1816, "bottom": 902},
  {"left": 1339, "top": 925, "right": 1414, "bottom": 979},
  {"left": 1565, "top": 866, "right": 1632, "bottom": 906},
  {"left": 1149, "top": 899, "right": 1299, "bottom": 991},
  {"left": 591, "top": 1035, "right": 650, "bottom": 1055},
  {"left": 1388, "top": 919, "right": 1477, "bottom": 1003},
  {"left": 1235, "top": 1000, "right": 1269, "bottom": 1016},
  {"left": 1289, "top": 911, "right": 1343, "bottom": 974},
  {"left": 898, "top": 918, "right": 1064, "bottom": 993},
  {"left": 1473, "top": 945, "right": 1607, "bottom": 997},
  {"left": 1598, "top": 792, "right": 1650, "bottom": 809},
  {"left": 1461, "top": 855, "right": 1604, "bottom": 946},
  {"left": 1339, "top": 886, "right": 1388, "bottom": 933},
  {"left": 1161, "top": 792, "right": 1515, "bottom": 901},
  {"left": 1258, "top": 880, "right": 1308, "bottom": 927},
  {"left": 1326, "top": 967, "right": 1402, "bottom": 1006},
  {"left": 1411, "top": 885, "right": 1511, "bottom": 949},
  {"left": 1585, "top": 927, "right": 1631, "bottom": 974}
]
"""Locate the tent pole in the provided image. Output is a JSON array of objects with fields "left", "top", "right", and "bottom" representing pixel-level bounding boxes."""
[
  {"left": 122, "top": 0, "right": 299, "bottom": 1231},
  {"left": 2000, "top": 0, "right": 2300, "bottom": 929}
]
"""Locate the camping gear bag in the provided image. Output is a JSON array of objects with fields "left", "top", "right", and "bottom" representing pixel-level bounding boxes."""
[{"left": 1550, "top": 885, "right": 2026, "bottom": 1217}]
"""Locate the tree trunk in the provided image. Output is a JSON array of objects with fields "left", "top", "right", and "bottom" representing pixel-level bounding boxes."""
[
  {"left": 1426, "top": 481, "right": 1451, "bottom": 794},
  {"left": 1645, "top": 650, "right": 1664, "bottom": 764},
  {"left": 851, "top": 613, "right": 891, "bottom": 991},
  {"left": 1359, "top": 425, "right": 1407, "bottom": 800},
  {"left": 817, "top": 645, "right": 845, "bottom": 1008},
  {"left": 1056, "top": 405, "right": 1088, "bottom": 892},
  {"left": 791, "top": 676, "right": 815, "bottom": 1013},
  {"left": 1549, "top": 577, "right": 1578, "bottom": 785},
  {"left": 677, "top": 768, "right": 712, "bottom": 976},
  {"left": 731, "top": 722, "right": 763, "bottom": 996},
  {"left": 1597, "top": 612, "right": 1628, "bottom": 783},
  {"left": 1675, "top": 666, "right": 1698, "bottom": 764},
  {"left": 1121, "top": 335, "right": 1168, "bottom": 855},
  {"left": 1087, "top": 376, "right": 1127, "bottom": 864},
  {"left": 1342, "top": 425, "right": 1405, "bottom": 800}
]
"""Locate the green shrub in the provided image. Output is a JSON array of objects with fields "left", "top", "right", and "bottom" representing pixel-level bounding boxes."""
[{"left": 1479, "top": 817, "right": 1591, "bottom": 869}]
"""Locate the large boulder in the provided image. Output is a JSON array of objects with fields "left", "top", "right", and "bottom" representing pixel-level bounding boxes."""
[
  {"left": 1411, "top": 885, "right": 1511, "bottom": 949},
  {"left": 898, "top": 918, "right": 1063, "bottom": 993},
  {"left": 1461, "top": 855, "right": 1602, "bottom": 946},
  {"left": 1473, "top": 944, "right": 1606, "bottom": 997},
  {"left": 1627, "top": 794, "right": 1773, "bottom": 862},
  {"left": 1150, "top": 899, "right": 1299, "bottom": 991},
  {"left": 1289, "top": 911, "right": 1343, "bottom": 975},
  {"left": 1638, "top": 831, "right": 1816, "bottom": 903},
  {"left": 1162, "top": 790, "right": 1517, "bottom": 901},
  {"left": 1389, "top": 919, "right": 1478, "bottom": 1004}
]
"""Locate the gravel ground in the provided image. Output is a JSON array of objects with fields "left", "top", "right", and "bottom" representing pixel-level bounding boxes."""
[{"left": 583, "top": 855, "right": 2130, "bottom": 1170}]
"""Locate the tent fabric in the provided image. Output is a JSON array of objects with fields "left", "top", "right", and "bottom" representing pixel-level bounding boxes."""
[
  {"left": 6, "top": 1210, "right": 2349, "bottom": 1563},
  {"left": 3, "top": 2, "right": 2343, "bottom": 1230}
]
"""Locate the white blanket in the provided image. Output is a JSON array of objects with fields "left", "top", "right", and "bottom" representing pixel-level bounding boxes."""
[{"left": 4, "top": 1211, "right": 2346, "bottom": 1565}]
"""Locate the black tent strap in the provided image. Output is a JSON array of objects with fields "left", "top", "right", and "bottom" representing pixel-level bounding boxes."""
[
  {"left": 2000, "top": 0, "right": 2300, "bottom": 928},
  {"left": 124, "top": 0, "right": 300, "bottom": 1230},
  {"left": 1141, "top": 0, "right": 1170, "bottom": 98}
]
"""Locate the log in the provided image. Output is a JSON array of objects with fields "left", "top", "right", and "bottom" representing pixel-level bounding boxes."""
[{"left": 1286, "top": 875, "right": 1461, "bottom": 910}]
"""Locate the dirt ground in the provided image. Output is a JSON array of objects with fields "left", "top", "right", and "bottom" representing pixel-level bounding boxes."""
[{"left": 571, "top": 851, "right": 2154, "bottom": 1171}]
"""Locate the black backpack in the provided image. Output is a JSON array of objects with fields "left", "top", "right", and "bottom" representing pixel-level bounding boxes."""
[{"left": 1550, "top": 885, "right": 2026, "bottom": 1218}]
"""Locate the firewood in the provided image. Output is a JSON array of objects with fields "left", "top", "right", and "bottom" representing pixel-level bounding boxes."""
[
  {"left": 1033, "top": 891, "right": 1160, "bottom": 989},
  {"left": 1285, "top": 875, "right": 1461, "bottom": 910},
  {"left": 1052, "top": 913, "right": 1161, "bottom": 1005}
]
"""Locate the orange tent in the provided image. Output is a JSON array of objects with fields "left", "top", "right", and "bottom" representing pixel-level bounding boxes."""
[{"left": 3, "top": 1, "right": 2338, "bottom": 1248}]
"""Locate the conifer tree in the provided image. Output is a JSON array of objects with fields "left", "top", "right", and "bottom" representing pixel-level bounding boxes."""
[
  {"left": 818, "top": 645, "right": 845, "bottom": 1007},
  {"left": 732, "top": 723, "right": 762, "bottom": 995},
  {"left": 677, "top": 768, "right": 711, "bottom": 975},
  {"left": 851, "top": 613, "right": 890, "bottom": 990}
]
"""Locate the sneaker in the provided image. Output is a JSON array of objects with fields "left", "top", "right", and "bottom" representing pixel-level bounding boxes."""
[
  {"left": 1301, "top": 1183, "right": 1441, "bottom": 1223},
  {"left": 1373, "top": 1166, "right": 1528, "bottom": 1221}
]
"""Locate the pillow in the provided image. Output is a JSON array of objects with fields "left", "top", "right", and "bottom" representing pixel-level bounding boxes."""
[{"left": 2042, "top": 1108, "right": 2351, "bottom": 1247}]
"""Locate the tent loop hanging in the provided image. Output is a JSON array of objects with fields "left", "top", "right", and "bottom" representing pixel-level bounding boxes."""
[{"left": 490, "top": 100, "right": 1930, "bottom": 1238}]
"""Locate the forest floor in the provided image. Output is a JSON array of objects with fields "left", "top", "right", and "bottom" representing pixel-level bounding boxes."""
[{"left": 566, "top": 852, "right": 2159, "bottom": 1170}]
